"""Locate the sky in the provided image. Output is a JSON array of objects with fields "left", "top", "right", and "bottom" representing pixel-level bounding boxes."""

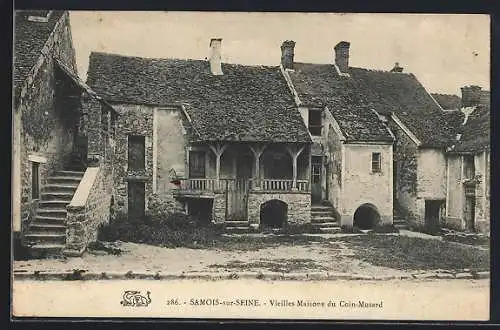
[{"left": 69, "top": 11, "right": 490, "bottom": 95}]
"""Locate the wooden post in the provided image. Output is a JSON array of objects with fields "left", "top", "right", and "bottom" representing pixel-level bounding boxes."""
[
  {"left": 209, "top": 143, "right": 228, "bottom": 190},
  {"left": 249, "top": 144, "right": 267, "bottom": 190},
  {"left": 286, "top": 144, "right": 305, "bottom": 191}
]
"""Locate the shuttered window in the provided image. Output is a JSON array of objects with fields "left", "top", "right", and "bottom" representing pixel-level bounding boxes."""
[{"left": 128, "top": 135, "right": 145, "bottom": 170}]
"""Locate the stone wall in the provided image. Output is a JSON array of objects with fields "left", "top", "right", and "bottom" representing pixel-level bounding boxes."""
[
  {"left": 111, "top": 104, "right": 190, "bottom": 215},
  {"left": 387, "top": 118, "right": 419, "bottom": 223},
  {"left": 64, "top": 164, "right": 113, "bottom": 256},
  {"left": 15, "top": 12, "right": 79, "bottom": 233},
  {"left": 444, "top": 155, "right": 463, "bottom": 230},
  {"left": 340, "top": 143, "right": 393, "bottom": 226},
  {"left": 474, "top": 151, "right": 490, "bottom": 234},
  {"left": 417, "top": 148, "right": 447, "bottom": 200},
  {"left": 325, "top": 122, "right": 342, "bottom": 211},
  {"left": 247, "top": 192, "right": 311, "bottom": 226},
  {"left": 112, "top": 104, "right": 155, "bottom": 213}
]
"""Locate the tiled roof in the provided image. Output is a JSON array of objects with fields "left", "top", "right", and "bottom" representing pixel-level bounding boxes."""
[
  {"left": 288, "top": 62, "right": 458, "bottom": 146},
  {"left": 431, "top": 93, "right": 462, "bottom": 110},
  {"left": 86, "top": 52, "right": 311, "bottom": 143},
  {"left": 452, "top": 105, "right": 490, "bottom": 153},
  {"left": 287, "top": 63, "right": 392, "bottom": 142},
  {"left": 14, "top": 10, "right": 64, "bottom": 98}
]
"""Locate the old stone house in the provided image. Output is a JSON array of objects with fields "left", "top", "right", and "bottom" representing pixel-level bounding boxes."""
[
  {"left": 437, "top": 87, "right": 491, "bottom": 233},
  {"left": 86, "top": 39, "right": 314, "bottom": 232},
  {"left": 279, "top": 41, "right": 395, "bottom": 230},
  {"left": 13, "top": 10, "right": 118, "bottom": 257}
]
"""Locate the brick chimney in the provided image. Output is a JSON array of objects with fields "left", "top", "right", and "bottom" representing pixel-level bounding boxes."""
[
  {"left": 281, "top": 40, "right": 296, "bottom": 70},
  {"left": 461, "top": 85, "right": 482, "bottom": 107},
  {"left": 390, "top": 62, "right": 403, "bottom": 73},
  {"left": 209, "top": 38, "right": 223, "bottom": 75},
  {"left": 334, "top": 41, "right": 350, "bottom": 73}
]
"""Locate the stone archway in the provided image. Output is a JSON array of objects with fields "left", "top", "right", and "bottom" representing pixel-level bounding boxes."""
[
  {"left": 353, "top": 203, "right": 381, "bottom": 229},
  {"left": 260, "top": 199, "right": 288, "bottom": 228}
]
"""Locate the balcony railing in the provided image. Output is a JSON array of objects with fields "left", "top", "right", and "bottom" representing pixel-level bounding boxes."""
[{"left": 171, "top": 178, "right": 309, "bottom": 193}]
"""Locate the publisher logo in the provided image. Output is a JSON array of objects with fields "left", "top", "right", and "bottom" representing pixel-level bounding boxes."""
[{"left": 120, "top": 290, "right": 151, "bottom": 307}]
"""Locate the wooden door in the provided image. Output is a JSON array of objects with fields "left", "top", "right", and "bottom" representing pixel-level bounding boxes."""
[
  {"left": 464, "top": 197, "right": 476, "bottom": 231},
  {"left": 226, "top": 179, "right": 249, "bottom": 221},
  {"left": 311, "top": 156, "right": 322, "bottom": 204},
  {"left": 128, "top": 181, "right": 145, "bottom": 220}
]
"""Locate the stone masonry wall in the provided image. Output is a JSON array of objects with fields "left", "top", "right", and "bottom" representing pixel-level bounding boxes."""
[
  {"left": 474, "top": 151, "right": 490, "bottom": 234},
  {"left": 16, "top": 12, "right": 79, "bottom": 233},
  {"left": 444, "top": 155, "right": 463, "bottom": 230},
  {"left": 387, "top": 118, "right": 419, "bottom": 224},
  {"left": 340, "top": 143, "right": 393, "bottom": 227},
  {"left": 64, "top": 164, "right": 113, "bottom": 256},
  {"left": 247, "top": 192, "right": 311, "bottom": 226},
  {"left": 112, "top": 104, "right": 155, "bottom": 213}
]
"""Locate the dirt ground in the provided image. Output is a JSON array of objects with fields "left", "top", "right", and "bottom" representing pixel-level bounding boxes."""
[{"left": 13, "top": 232, "right": 489, "bottom": 277}]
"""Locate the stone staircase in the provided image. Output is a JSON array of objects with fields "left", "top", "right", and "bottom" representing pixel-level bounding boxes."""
[
  {"left": 224, "top": 220, "right": 253, "bottom": 234},
  {"left": 25, "top": 170, "right": 85, "bottom": 258},
  {"left": 311, "top": 203, "right": 340, "bottom": 233},
  {"left": 393, "top": 202, "right": 410, "bottom": 230}
]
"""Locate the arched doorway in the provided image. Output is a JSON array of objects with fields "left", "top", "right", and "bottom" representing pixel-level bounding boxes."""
[
  {"left": 260, "top": 199, "right": 288, "bottom": 228},
  {"left": 353, "top": 203, "right": 380, "bottom": 229}
]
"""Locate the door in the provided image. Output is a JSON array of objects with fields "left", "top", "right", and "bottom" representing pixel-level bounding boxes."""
[
  {"left": 464, "top": 197, "right": 476, "bottom": 231},
  {"left": 226, "top": 178, "right": 249, "bottom": 220},
  {"left": 128, "top": 181, "right": 145, "bottom": 220},
  {"left": 311, "top": 156, "right": 322, "bottom": 204},
  {"left": 425, "top": 200, "right": 442, "bottom": 233}
]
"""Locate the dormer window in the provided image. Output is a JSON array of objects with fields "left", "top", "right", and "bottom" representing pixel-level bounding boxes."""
[
  {"left": 28, "top": 10, "right": 53, "bottom": 23},
  {"left": 308, "top": 109, "right": 322, "bottom": 136}
]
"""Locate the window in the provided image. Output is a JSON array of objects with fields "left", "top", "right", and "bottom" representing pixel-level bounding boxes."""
[
  {"left": 189, "top": 151, "right": 206, "bottom": 178},
  {"left": 308, "top": 110, "right": 322, "bottom": 136},
  {"left": 371, "top": 153, "right": 382, "bottom": 173},
  {"left": 32, "top": 162, "right": 40, "bottom": 199},
  {"left": 128, "top": 135, "right": 145, "bottom": 170},
  {"left": 464, "top": 155, "right": 475, "bottom": 179},
  {"left": 311, "top": 156, "right": 322, "bottom": 183}
]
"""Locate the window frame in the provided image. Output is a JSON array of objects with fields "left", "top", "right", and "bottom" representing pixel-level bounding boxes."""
[
  {"left": 308, "top": 109, "right": 322, "bottom": 136},
  {"left": 371, "top": 152, "right": 382, "bottom": 174},
  {"left": 127, "top": 135, "right": 146, "bottom": 171},
  {"left": 189, "top": 150, "right": 207, "bottom": 179}
]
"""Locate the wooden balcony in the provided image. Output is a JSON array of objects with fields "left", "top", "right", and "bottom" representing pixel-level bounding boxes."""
[{"left": 171, "top": 178, "right": 309, "bottom": 195}]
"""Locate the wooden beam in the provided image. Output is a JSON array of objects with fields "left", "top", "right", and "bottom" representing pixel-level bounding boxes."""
[{"left": 248, "top": 143, "right": 267, "bottom": 189}]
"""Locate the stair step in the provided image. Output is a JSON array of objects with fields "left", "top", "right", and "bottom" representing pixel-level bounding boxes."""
[
  {"left": 40, "top": 192, "right": 74, "bottom": 201},
  {"left": 311, "top": 206, "right": 333, "bottom": 211},
  {"left": 311, "top": 216, "right": 337, "bottom": 222},
  {"left": 319, "top": 227, "right": 342, "bottom": 233},
  {"left": 53, "top": 170, "right": 85, "bottom": 177},
  {"left": 29, "top": 223, "right": 66, "bottom": 231},
  {"left": 38, "top": 200, "right": 71, "bottom": 208},
  {"left": 47, "top": 176, "right": 82, "bottom": 184},
  {"left": 43, "top": 183, "right": 79, "bottom": 192},
  {"left": 28, "top": 244, "right": 65, "bottom": 258},
  {"left": 25, "top": 233, "right": 66, "bottom": 244},
  {"left": 225, "top": 221, "right": 249, "bottom": 227},
  {"left": 312, "top": 222, "right": 339, "bottom": 228},
  {"left": 34, "top": 216, "right": 66, "bottom": 225},
  {"left": 37, "top": 208, "right": 67, "bottom": 217},
  {"left": 225, "top": 226, "right": 252, "bottom": 233}
]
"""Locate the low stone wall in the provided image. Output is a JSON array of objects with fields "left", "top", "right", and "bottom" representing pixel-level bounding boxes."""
[
  {"left": 64, "top": 165, "right": 113, "bottom": 256},
  {"left": 247, "top": 191, "right": 311, "bottom": 226},
  {"left": 212, "top": 193, "right": 226, "bottom": 224}
]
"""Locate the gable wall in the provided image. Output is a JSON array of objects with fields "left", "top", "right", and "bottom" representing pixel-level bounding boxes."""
[{"left": 15, "top": 12, "right": 79, "bottom": 234}]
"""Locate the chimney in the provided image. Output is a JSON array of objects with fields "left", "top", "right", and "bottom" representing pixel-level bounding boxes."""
[
  {"left": 390, "top": 62, "right": 403, "bottom": 73},
  {"left": 461, "top": 85, "right": 482, "bottom": 108},
  {"left": 280, "top": 40, "right": 296, "bottom": 70},
  {"left": 209, "top": 38, "right": 223, "bottom": 75},
  {"left": 334, "top": 41, "right": 350, "bottom": 73}
]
